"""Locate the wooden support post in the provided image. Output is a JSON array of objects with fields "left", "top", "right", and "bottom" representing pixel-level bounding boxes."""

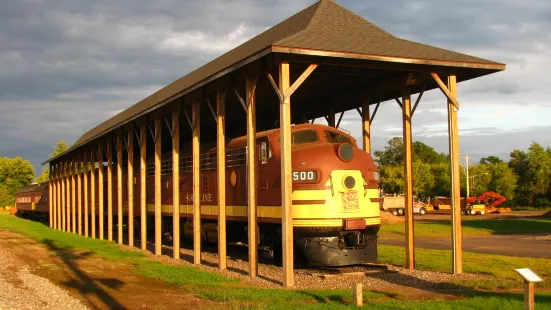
[
  {"left": 128, "top": 129, "right": 134, "bottom": 247},
  {"left": 107, "top": 141, "right": 113, "bottom": 242},
  {"left": 97, "top": 145, "right": 104, "bottom": 240},
  {"left": 172, "top": 110, "right": 180, "bottom": 259},
  {"left": 246, "top": 76, "right": 258, "bottom": 278},
  {"left": 217, "top": 89, "right": 227, "bottom": 270},
  {"left": 49, "top": 167, "right": 53, "bottom": 228},
  {"left": 154, "top": 118, "right": 162, "bottom": 256},
  {"left": 51, "top": 167, "right": 55, "bottom": 229},
  {"left": 90, "top": 151, "right": 96, "bottom": 239},
  {"left": 402, "top": 88, "right": 415, "bottom": 270},
  {"left": 192, "top": 100, "right": 201, "bottom": 265},
  {"left": 77, "top": 158, "right": 82, "bottom": 235},
  {"left": 524, "top": 281, "right": 535, "bottom": 310},
  {"left": 447, "top": 75, "right": 462, "bottom": 274},
  {"left": 57, "top": 168, "right": 61, "bottom": 230},
  {"left": 279, "top": 61, "right": 294, "bottom": 287},
  {"left": 117, "top": 135, "right": 123, "bottom": 245},
  {"left": 84, "top": 153, "right": 89, "bottom": 237},
  {"left": 71, "top": 161, "right": 76, "bottom": 233},
  {"left": 62, "top": 164, "right": 66, "bottom": 231},
  {"left": 66, "top": 163, "right": 71, "bottom": 231},
  {"left": 139, "top": 126, "right": 147, "bottom": 251},
  {"left": 353, "top": 283, "right": 363, "bottom": 307},
  {"left": 362, "top": 103, "right": 371, "bottom": 154},
  {"left": 327, "top": 107, "right": 335, "bottom": 127}
]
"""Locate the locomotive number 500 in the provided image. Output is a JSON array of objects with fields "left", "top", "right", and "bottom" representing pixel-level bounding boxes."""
[{"left": 292, "top": 171, "right": 317, "bottom": 181}]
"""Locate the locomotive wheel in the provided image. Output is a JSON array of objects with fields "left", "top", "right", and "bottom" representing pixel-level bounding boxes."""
[
  {"left": 391, "top": 210, "right": 398, "bottom": 216},
  {"left": 460, "top": 209, "right": 466, "bottom": 215},
  {"left": 398, "top": 208, "right": 405, "bottom": 216}
]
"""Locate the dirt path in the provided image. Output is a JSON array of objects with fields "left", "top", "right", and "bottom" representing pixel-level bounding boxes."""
[
  {"left": 0, "top": 231, "right": 207, "bottom": 309},
  {"left": 380, "top": 234, "right": 551, "bottom": 258}
]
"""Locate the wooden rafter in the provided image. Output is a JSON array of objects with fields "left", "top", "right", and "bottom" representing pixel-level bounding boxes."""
[
  {"left": 336, "top": 111, "right": 345, "bottom": 128},
  {"left": 284, "top": 64, "right": 318, "bottom": 98}
]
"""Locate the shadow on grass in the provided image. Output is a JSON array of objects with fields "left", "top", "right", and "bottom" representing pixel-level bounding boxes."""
[{"left": 42, "top": 239, "right": 126, "bottom": 309}]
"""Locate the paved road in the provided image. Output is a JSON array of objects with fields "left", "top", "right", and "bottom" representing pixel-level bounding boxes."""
[{"left": 380, "top": 234, "right": 551, "bottom": 258}]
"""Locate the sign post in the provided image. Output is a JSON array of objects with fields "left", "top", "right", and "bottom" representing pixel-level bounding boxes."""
[{"left": 515, "top": 268, "right": 543, "bottom": 310}]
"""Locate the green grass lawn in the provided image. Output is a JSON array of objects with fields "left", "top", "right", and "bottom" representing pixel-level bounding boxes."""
[
  {"left": 379, "top": 218, "right": 551, "bottom": 239},
  {"left": 1, "top": 211, "right": 550, "bottom": 309}
]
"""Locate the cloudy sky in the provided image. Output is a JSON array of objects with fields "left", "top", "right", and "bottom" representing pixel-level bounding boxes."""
[{"left": 1, "top": 0, "right": 550, "bottom": 176}]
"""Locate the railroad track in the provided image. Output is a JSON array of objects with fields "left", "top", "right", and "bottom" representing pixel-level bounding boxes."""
[{"left": 303, "top": 263, "right": 390, "bottom": 279}]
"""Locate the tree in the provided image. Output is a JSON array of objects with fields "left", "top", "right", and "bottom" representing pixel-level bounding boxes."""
[
  {"left": 480, "top": 156, "right": 504, "bottom": 165},
  {"left": 378, "top": 165, "right": 404, "bottom": 195},
  {"left": 374, "top": 137, "right": 403, "bottom": 166},
  {"left": 35, "top": 140, "right": 68, "bottom": 183},
  {"left": 509, "top": 149, "right": 530, "bottom": 205},
  {"left": 412, "top": 160, "right": 434, "bottom": 197},
  {"left": 412, "top": 141, "right": 447, "bottom": 164},
  {"left": 487, "top": 162, "right": 517, "bottom": 200},
  {"left": 525, "top": 142, "right": 551, "bottom": 205},
  {"left": 0, "top": 157, "right": 35, "bottom": 205}
]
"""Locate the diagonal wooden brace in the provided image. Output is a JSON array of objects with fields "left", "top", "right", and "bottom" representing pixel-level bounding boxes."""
[{"left": 431, "top": 73, "right": 460, "bottom": 110}]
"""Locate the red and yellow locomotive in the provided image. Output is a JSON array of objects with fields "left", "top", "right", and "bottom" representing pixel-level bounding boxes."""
[{"left": 144, "top": 123, "right": 381, "bottom": 266}]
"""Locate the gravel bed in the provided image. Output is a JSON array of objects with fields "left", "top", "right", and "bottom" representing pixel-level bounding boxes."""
[
  {"left": 124, "top": 240, "right": 485, "bottom": 292},
  {"left": 0, "top": 243, "right": 87, "bottom": 310}
]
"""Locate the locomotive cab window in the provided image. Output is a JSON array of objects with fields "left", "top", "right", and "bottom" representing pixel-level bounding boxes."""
[
  {"left": 324, "top": 130, "right": 352, "bottom": 145},
  {"left": 259, "top": 141, "right": 272, "bottom": 164},
  {"left": 278, "top": 130, "right": 319, "bottom": 146}
]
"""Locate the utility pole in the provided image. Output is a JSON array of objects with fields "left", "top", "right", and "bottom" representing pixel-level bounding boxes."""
[{"left": 465, "top": 155, "right": 470, "bottom": 198}]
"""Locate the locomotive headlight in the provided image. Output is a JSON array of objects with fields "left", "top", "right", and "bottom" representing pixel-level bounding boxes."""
[
  {"left": 374, "top": 171, "right": 380, "bottom": 181},
  {"left": 343, "top": 175, "right": 356, "bottom": 189},
  {"left": 337, "top": 143, "right": 354, "bottom": 162}
]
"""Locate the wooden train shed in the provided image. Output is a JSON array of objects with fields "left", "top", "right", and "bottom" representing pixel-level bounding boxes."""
[{"left": 44, "top": 0, "right": 504, "bottom": 287}]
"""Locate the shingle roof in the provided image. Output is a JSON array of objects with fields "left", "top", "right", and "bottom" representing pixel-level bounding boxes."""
[{"left": 47, "top": 0, "right": 504, "bottom": 164}]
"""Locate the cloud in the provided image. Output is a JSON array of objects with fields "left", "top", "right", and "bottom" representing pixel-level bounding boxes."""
[{"left": 0, "top": 0, "right": 549, "bottom": 176}]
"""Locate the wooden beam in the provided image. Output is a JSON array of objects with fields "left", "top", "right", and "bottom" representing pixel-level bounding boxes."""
[
  {"left": 447, "top": 75, "right": 462, "bottom": 274},
  {"left": 128, "top": 129, "right": 135, "bottom": 247},
  {"left": 370, "top": 102, "right": 380, "bottom": 128},
  {"left": 77, "top": 158, "right": 82, "bottom": 235},
  {"left": 246, "top": 76, "right": 258, "bottom": 278},
  {"left": 279, "top": 61, "right": 294, "bottom": 287},
  {"left": 283, "top": 64, "right": 318, "bottom": 98},
  {"left": 327, "top": 107, "right": 335, "bottom": 127},
  {"left": 336, "top": 111, "right": 345, "bottom": 128},
  {"left": 140, "top": 126, "right": 147, "bottom": 251},
  {"left": 395, "top": 98, "right": 403, "bottom": 109},
  {"left": 402, "top": 89, "right": 414, "bottom": 270},
  {"left": 411, "top": 85, "right": 425, "bottom": 117},
  {"left": 431, "top": 73, "right": 460, "bottom": 110},
  {"left": 217, "top": 89, "right": 227, "bottom": 270},
  {"left": 84, "top": 153, "right": 89, "bottom": 237},
  {"left": 90, "top": 151, "right": 96, "bottom": 239},
  {"left": 265, "top": 72, "right": 283, "bottom": 103},
  {"left": 192, "top": 100, "right": 201, "bottom": 265},
  {"left": 51, "top": 167, "right": 56, "bottom": 229},
  {"left": 362, "top": 103, "right": 371, "bottom": 154},
  {"left": 233, "top": 87, "right": 247, "bottom": 112},
  {"left": 71, "top": 161, "right": 76, "bottom": 233},
  {"left": 117, "top": 135, "right": 123, "bottom": 245},
  {"left": 525, "top": 281, "right": 535, "bottom": 310},
  {"left": 155, "top": 118, "right": 162, "bottom": 256},
  {"left": 172, "top": 110, "right": 180, "bottom": 260},
  {"left": 107, "top": 141, "right": 113, "bottom": 242},
  {"left": 97, "top": 144, "right": 104, "bottom": 240}
]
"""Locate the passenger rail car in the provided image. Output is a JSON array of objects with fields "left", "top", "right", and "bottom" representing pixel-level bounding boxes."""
[
  {"left": 14, "top": 183, "right": 49, "bottom": 220},
  {"left": 34, "top": 124, "right": 382, "bottom": 266}
]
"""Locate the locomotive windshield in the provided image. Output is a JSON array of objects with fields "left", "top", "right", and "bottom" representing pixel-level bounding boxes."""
[
  {"left": 324, "top": 130, "right": 352, "bottom": 144},
  {"left": 279, "top": 130, "right": 319, "bottom": 146}
]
